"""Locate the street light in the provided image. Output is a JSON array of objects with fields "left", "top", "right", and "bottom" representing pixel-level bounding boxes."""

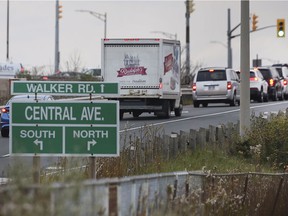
[
  {"left": 210, "top": 40, "right": 227, "bottom": 48},
  {"left": 76, "top": 9, "right": 107, "bottom": 38},
  {"left": 151, "top": 31, "right": 177, "bottom": 40}
]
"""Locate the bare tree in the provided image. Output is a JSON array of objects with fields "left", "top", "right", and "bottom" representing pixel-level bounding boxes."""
[
  {"left": 180, "top": 60, "right": 203, "bottom": 86},
  {"left": 63, "top": 50, "right": 83, "bottom": 72}
]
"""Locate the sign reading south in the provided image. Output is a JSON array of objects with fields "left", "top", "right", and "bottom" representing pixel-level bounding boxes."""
[
  {"left": 11, "top": 101, "right": 117, "bottom": 125},
  {"left": 11, "top": 126, "right": 63, "bottom": 154},
  {"left": 11, "top": 81, "right": 119, "bottom": 95}
]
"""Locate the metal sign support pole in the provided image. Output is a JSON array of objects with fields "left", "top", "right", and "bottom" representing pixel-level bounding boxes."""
[{"left": 33, "top": 155, "right": 40, "bottom": 184}]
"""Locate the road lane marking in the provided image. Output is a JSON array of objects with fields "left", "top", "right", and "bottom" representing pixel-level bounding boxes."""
[
  {"left": 0, "top": 154, "right": 10, "bottom": 158},
  {"left": 120, "top": 101, "right": 288, "bottom": 133}
]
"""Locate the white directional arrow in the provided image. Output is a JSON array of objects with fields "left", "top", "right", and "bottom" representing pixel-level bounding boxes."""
[
  {"left": 87, "top": 139, "right": 97, "bottom": 151},
  {"left": 34, "top": 139, "right": 43, "bottom": 151},
  {"left": 100, "top": 84, "right": 105, "bottom": 93}
]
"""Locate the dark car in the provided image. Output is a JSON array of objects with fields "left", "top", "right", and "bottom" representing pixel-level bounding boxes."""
[
  {"left": 1, "top": 95, "right": 54, "bottom": 137},
  {"left": 257, "top": 66, "right": 284, "bottom": 101}
]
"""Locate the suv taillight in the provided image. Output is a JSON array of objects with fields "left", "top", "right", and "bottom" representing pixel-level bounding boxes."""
[
  {"left": 192, "top": 83, "right": 196, "bottom": 91},
  {"left": 227, "top": 81, "right": 232, "bottom": 90},
  {"left": 269, "top": 79, "right": 275, "bottom": 86},
  {"left": 284, "top": 80, "right": 287, "bottom": 86},
  {"left": 1, "top": 108, "right": 8, "bottom": 113},
  {"left": 250, "top": 77, "right": 258, "bottom": 81}
]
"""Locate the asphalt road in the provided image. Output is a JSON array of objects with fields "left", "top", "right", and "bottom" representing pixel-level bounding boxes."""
[{"left": 1, "top": 100, "right": 288, "bottom": 178}]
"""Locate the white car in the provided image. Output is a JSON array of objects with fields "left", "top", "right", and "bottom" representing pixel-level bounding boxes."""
[
  {"left": 192, "top": 67, "right": 240, "bottom": 107},
  {"left": 249, "top": 68, "right": 269, "bottom": 102},
  {"left": 272, "top": 64, "right": 288, "bottom": 100}
]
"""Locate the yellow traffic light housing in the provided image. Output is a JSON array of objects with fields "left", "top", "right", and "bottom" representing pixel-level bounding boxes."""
[
  {"left": 187, "top": 0, "right": 194, "bottom": 14},
  {"left": 252, "top": 14, "right": 258, "bottom": 31},
  {"left": 277, "top": 19, "right": 285, "bottom": 37},
  {"left": 58, "top": 4, "right": 63, "bottom": 19}
]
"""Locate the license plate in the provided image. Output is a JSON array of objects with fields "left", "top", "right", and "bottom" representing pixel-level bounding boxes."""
[{"left": 208, "top": 85, "right": 215, "bottom": 90}]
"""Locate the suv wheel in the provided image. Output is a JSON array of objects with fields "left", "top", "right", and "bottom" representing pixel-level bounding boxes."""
[
  {"left": 272, "top": 90, "right": 278, "bottom": 101},
  {"left": 230, "top": 93, "right": 236, "bottom": 106},
  {"left": 264, "top": 93, "right": 269, "bottom": 102},
  {"left": 257, "top": 90, "right": 264, "bottom": 103},
  {"left": 279, "top": 90, "right": 284, "bottom": 101}
]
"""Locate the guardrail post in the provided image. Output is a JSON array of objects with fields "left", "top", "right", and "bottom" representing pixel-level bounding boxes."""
[{"left": 33, "top": 155, "right": 40, "bottom": 184}]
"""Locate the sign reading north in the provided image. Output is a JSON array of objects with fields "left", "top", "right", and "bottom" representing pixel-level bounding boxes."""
[
  {"left": 10, "top": 101, "right": 119, "bottom": 156},
  {"left": 11, "top": 81, "right": 119, "bottom": 95}
]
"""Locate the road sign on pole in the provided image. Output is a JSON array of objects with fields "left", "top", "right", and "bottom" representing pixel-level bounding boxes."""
[
  {"left": 11, "top": 81, "right": 119, "bottom": 95},
  {"left": 10, "top": 101, "right": 119, "bottom": 156}
]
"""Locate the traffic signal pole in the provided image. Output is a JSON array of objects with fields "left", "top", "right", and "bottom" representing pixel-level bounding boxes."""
[
  {"left": 227, "top": 9, "right": 232, "bottom": 68},
  {"left": 185, "top": 0, "right": 194, "bottom": 76},
  {"left": 240, "top": 0, "right": 250, "bottom": 136},
  {"left": 185, "top": 0, "right": 191, "bottom": 76},
  {"left": 55, "top": 0, "right": 61, "bottom": 74}
]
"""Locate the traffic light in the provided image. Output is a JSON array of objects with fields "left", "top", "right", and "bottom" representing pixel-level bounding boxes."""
[
  {"left": 58, "top": 2, "right": 63, "bottom": 19},
  {"left": 187, "top": 0, "right": 195, "bottom": 14},
  {"left": 252, "top": 14, "right": 258, "bottom": 31},
  {"left": 277, "top": 19, "right": 285, "bottom": 37}
]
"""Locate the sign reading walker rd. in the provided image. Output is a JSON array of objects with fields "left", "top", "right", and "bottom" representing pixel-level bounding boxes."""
[
  {"left": 11, "top": 81, "right": 119, "bottom": 95},
  {"left": 10, "top": 101, "right": 119, "bottom": 156}
]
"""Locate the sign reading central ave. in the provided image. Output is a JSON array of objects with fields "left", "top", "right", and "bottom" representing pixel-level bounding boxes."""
[
  {"left": 10, "top": 101, "right": 119, "bottom": 156},
  {"left": 11, "top": 81, "right": 119, "bottom": 95}
]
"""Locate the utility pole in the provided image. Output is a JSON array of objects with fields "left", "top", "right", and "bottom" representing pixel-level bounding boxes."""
[
  {"left": 55, "top": 0, "right": 62, "bottom": 74},
  {"left": 6, "top": 0, "right": 9, "bottom": 61},
  {"left": 227, "top": 9, "right": 232, "bottom": 68},
  {"left": 227, "top": 8, "right": 241, "bottom": 68},
  {"left": 185, "top": 0, "right": 194, "bottom": 76},
  {"left": 240, "top": 0, "right": 250, "bottom": 136}
]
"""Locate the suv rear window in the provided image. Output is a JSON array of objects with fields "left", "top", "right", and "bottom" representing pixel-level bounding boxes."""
[
  {"left": 275, "top": 68, "right": 283, "bottom": 77},
  {"left": 250, "top": 72, "right": 255, "bottom": 78},
  {"left": 196, "top": 70, "right": 227, "bottom": 81},
  {"left": 258, "top": 69, "right": 270, "bottom": 79}
]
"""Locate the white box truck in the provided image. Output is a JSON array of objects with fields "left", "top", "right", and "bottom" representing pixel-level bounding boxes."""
[{"left": 101, "top": 38, "right": 183, "bottom": 120}]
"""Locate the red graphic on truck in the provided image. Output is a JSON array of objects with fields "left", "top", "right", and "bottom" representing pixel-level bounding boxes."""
[
  {"left": 164, "top": 53, "right": 173, "bottom": 74},
  {"left": 117, "top": 54, "right": 147, "bottom": 77}
]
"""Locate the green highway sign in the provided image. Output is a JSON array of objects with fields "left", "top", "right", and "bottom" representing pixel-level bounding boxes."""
[
  {"left": 10, "top": 101, "right": 119, "bottom": 156},
  {"left": 65, "top": 126, "right": 117, "bottom": 155},
  {"left": 11, "top": 81, "right": 119, "bottom": 95},
  {"left": 11, "top": 126, "right": 63, "bottom": 154},
  {"left": 11, "top": 101, "right": 118, "bottom": 125}
]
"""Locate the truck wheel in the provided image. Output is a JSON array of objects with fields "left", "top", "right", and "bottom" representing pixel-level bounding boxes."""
[
  {"left": 133, "top": 111, "right": 141, "bottom": 118},
  {"left": 120, "top": 111, "right": 124, "bottom": 120},
  {"left": 163, "top": 100, "right": 171, "bottom": 119},
  {"left": 193, "top": 101, "right": 200, "bottom": 108},
  {"left": 174, "top": 104, "right": 183, "bottom": 117}
]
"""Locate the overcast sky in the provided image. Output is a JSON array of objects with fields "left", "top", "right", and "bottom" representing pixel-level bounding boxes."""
[{"left": 0, "top": 0, "right": 287, "bottom": 74}]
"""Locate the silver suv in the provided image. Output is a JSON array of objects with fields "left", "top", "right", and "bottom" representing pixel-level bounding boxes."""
[{"left": 192, "top": 67, "right": 240, "bottom": 107}]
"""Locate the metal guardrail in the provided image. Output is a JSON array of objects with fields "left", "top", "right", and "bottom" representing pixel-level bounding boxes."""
[{"left": 181, "top": 87, "right": 193, "bottom": 95}]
